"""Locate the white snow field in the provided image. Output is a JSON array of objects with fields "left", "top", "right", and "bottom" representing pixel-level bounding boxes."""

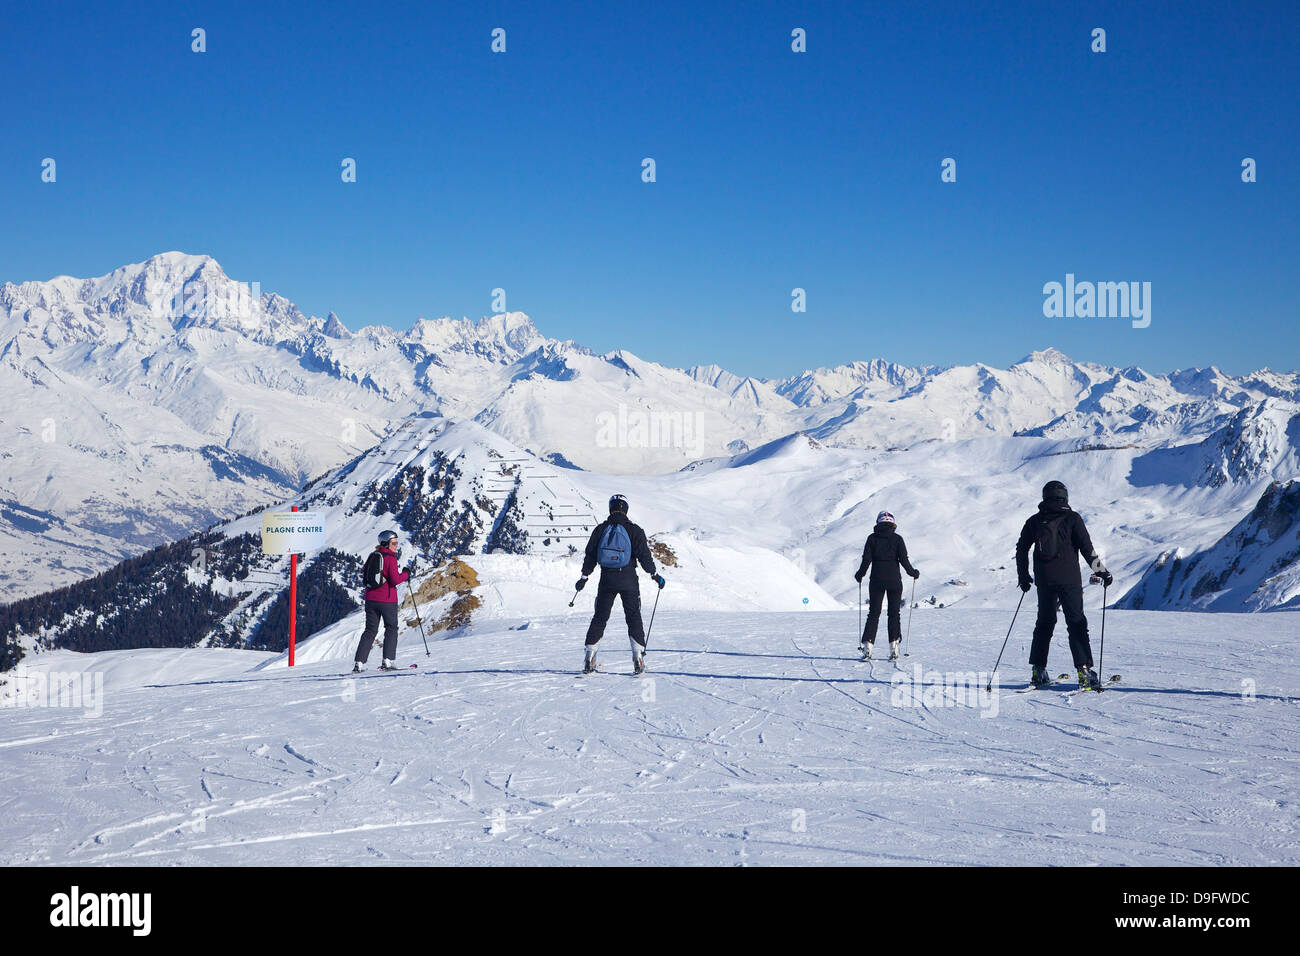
[{"left": 2, "top": 605, "right": 1296, "bottom": 866}]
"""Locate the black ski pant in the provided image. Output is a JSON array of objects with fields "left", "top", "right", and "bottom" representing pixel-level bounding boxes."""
[
  {"left": 584, "top": 573, "right": 645, "bottom": 648},
  {"left": 861, "top": 579, "right": 903, "bottom": 645},
  {"left": 1029, "top": 578, "right": 1092, "bottom": 669},
  {"left": 355, "top": 599, "right": 400, "bottom": 663}
]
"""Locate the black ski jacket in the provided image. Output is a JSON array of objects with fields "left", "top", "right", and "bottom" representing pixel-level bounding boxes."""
[
  {"left": 1015, "top": 500, "right": 1103, "bottom": 586},
  {"left": 856, "top": 523, "right": 916, "bottom": 585},
  {"left": 582, "top": 512, "right": 657, "bottom": 579}
]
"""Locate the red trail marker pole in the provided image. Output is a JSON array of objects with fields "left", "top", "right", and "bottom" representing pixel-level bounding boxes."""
[{"left": 288, "top": 505, "right": 298, "bottom": 667}]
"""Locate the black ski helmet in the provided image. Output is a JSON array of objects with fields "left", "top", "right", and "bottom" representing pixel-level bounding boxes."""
[
  {"left": 608, "top": 494, "right": 629, "bottom": 514},
  {"left": 1042, "top": 481, "right": 1068, "bottom": 502},
  {"left": 378, "top": 529, "right": 399, "bottom": 546}
]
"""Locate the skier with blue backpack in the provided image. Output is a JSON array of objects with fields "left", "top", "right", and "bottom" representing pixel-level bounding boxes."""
[{"left": 576, "top": 494, "right": 664, "bottom": 675}]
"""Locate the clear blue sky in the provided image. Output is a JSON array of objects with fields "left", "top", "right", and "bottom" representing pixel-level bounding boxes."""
[{"left": 2, "top": 0, "right": 1296, "bottom": 377}]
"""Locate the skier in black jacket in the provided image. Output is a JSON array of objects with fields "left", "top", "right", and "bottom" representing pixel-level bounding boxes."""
[
  {"left": 576, "top": 494, "right": 663, "bottom": 674},
  {"left": 1015, "top": 480, "right": 1113, "bottom": 689},
  {"left": 854, "top": 510, "right": 919, "bottom": 660}
]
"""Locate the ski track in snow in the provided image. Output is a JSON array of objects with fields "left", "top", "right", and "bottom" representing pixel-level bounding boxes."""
[{"left": 1, "top": 609, "right": 1297, "bottom": 866}]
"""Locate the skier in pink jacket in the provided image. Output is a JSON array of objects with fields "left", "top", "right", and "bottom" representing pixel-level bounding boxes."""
[{"left": 353, "top": 530, "right": 412, "bottom": 672}]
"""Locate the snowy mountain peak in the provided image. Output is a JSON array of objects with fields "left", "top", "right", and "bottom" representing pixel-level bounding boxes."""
[
  {"left": 404, "top": 312, "right": 543, "bottom": 360},
  {"left": 0, "top": 250, "right": 293, "bottom": 348},
  {"left": 1017, "top": 347, "right": 1074, "bottom": 366},
  {"left": 322, "top": 311, "right": 350, "bottom": 338},
  {"left": 774, "top": 357, "right": 925, "bottom": 406}
]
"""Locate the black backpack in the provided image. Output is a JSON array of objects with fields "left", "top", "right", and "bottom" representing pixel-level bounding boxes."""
[
  {"left": 1035, "top": 514, "right": 1071, "bottom": 561},
  {"left": 362, "top": 550, "right": 386, "bottom": 589}
]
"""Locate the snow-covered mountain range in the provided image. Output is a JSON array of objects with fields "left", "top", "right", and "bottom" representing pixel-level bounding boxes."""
[
  {"left": 6, "top": 401, "right": 1300, "bottom": 672},
  {"left": 2, "top": 252, "right": 1299, "bottom": 617}
]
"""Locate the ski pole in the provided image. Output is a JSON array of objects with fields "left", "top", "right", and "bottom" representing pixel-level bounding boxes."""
[
  {"left": 987, "top": 590, "right": 1026, "bottom": 691},
  {"left": 644, "top": 588, "right": 661, "bottom": 651},
  {"left": 1098, "top": 583, "right": 1107, "bottom": 687},
  {"left": 903, "top": 576, "right": 916, "bottom": 656},
  {"left": 406, "top": 578, "right": 430, "bottom": 656},
  {"left": 857, "top": 579, "right": 862, "bottom": 646},
  {"left": 567, "top": 588, "right": 580, "bottom": 608}
]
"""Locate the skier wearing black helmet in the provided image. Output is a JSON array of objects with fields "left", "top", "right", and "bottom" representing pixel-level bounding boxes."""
[
  {"left": 575, "top": 494, "right": 662, "bottom": 675},
  {"left": 854, "top": 510, "right": 919, "bottom": 661},
  {"left": 1015, "top": 480, "right": 1113, "bottom": 689}
]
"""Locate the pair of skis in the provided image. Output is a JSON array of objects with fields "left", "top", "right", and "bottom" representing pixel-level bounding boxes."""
[
  {"left": 580, "top": 656, "right": 646, "bottom": 676},
  {"left": 1015, "top": 673, "right": 1121, "bottom": 695},
  {"left": 343, "top": 664, "right": 419, "bottom": 677}
]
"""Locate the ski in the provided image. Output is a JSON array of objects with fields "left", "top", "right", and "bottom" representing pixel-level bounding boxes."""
[
  {"left": 1014, "top": 681, "right": 1059, "bottom": 693},
  {"left": 1012, "top": 673, "right": 1071, "bottom": 694},
  {"left": 1068, "top": 674, "right": 1121, "bottom": 696}
]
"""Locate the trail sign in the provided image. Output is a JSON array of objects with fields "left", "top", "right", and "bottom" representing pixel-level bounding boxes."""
[
  {"left": 260, "top": 509, "right": 326, "bottom": 666},
  {"left": 261, "top": 511, "right": 326, "bottom": 555}
]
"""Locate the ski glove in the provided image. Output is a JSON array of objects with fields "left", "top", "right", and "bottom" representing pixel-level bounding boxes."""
[
  {"left": 1098, "top": 570, "right": 1113, "bottom": 587},
  {"left": 575, "top": 576, "right": 588, "bottom": 591},
  {"left": 404, "top": 562, "right": 417, "bottom": 575},
  {"left": 1019, "top": 575, "right": 1033, "bottom": 593},
  {"left": 651, "top": 574, "right": 666, "bottom": 590},
  {"left": 854, "top": 569, "right": 865, "bottom": 583},
  {"left": 908, "top": 568, "right": 920, "bottom": 579}
]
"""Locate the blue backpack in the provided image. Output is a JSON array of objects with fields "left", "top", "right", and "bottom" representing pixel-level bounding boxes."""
[{"left": 597, "top": 522, "right": 632, "bottom": 569}]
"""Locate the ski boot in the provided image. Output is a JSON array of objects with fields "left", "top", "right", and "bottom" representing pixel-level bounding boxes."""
[
  {"left": 889, "top": 640, "right": 900, "bottom": 661},
  {"left": 860, "top": 642, "right": 873, "bottom": 661},
  {"left": 631, "top": 639, "right": 646, "bottom": 676},
  {"left": 582, "top": 646, "right": 598, "bottom": 675},
  {"left": 1030, "top": 665, "right": 1054, "bottom": 688},
  {"left": 352, "top": 662, "right": 366, "bottom": 674},
  {"left": 379, "top": 659, "right": 401, "bottom": 671},
  {"left": 1076, "top": 666, "right": 1101, "bottom": 691}
]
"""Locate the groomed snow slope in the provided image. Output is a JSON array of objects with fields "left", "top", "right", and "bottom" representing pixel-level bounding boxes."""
[{"left": 2, "top": 608, "right": 1296, "bottom": 866}]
